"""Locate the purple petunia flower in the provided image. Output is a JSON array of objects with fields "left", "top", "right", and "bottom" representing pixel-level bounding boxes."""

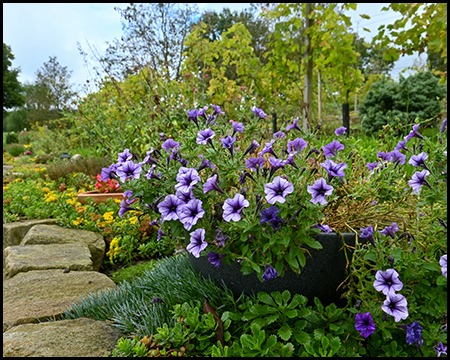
[
  {"left": 377, "top": 151, "right": 393, "bottom": 162},
  {"left": 322, "top": 140, "right": 345, "bottom": 157},
  {"left": 273, "top": 130, "right": 285, "bottom": 139},
  {"left": 440, "top": 118, "right": 447, "bottom": 134},
  {"left": 187, "top": 108, "right": 199, "bottom": 124},
  {"left": 142, "top": 149, "right": 158, "bottom": 166},
  {"left": 283, "top": 152, "right": 298, "bottom": 169},
  {"left": 198, "top": 106, "right": 209, "bottom": 119},
  {"left": 100, "top": 163, "right": 119, "bottom": 182},
  {"left": 214, "top": 227, "right": 229, "bottom": 248},
  {"left": 162, "top": 139, "right": 181, "bottom": 153},
  {"left": 394, "top": 140, "right": 411, "bottom": 152},
  {"left": 320, "top": 159, "right": 347, "bottom": 181},
  {"left": 231, "top": 120, "right": 244, "bottom": 135},
  {"left": 145, "top": 164, "right": 161, "bottom": 180},
  {"left": 264, "top": 176, "right": 294, "bottom": 204},
  {"left": 222, "top": 193, "right": 250, "bottom": 222},
  {"left": 208, "top": 251, "right": 226, "bottom": 268},
  {"left": 408, "top": 169, "right": 431, "bottom": 194},
  {"left": 388, "top": 149, "right": 406, "bottom": 165},
  {"left": 186, "top": 228, "right": 207, "bottom": 258},
  {"left": 434, "top": 341, "right": 447, "bottom": 357},
  {"left": 404, "top": 321, "right": 423, "bottom": 345},
  {"left": 157, "top": 227, "right": 168, "bottom": 241},
  {"left": 382, "top": 292, "right": 409, "bottom": 322},
  {"left": 118, "top": 148, "right": 133, "bottom": 164},
  {"left": 287, "top": 138, "right": 308, "bottom": 154},
  {"left": 409, "top": 152, "right": 428, "bottom": 168},
  {"left": 176, "top": 189, "right": 195, "bottom": 204},
  {"left": 196, "top": 128, "right": 216, "bottom": 145},
  {"left": 175, "top": 167, "right": 201, "bottom": 193},
  {"left": 116, "top": 160, "right": 143, "bottom": 183},
  {"left": 119, "top": 199, "right": 137, "bottom": 218},
  {"left": 211, "top": 104, "right": 225, "bottom": 116},
  {"left": 404, "top": 124, "right": 424, "bottom": 142},
  {"left": 252, "top": 107, "right": 266, "bottom": 119},
  {"left": 307, "top": 177, "right": 334, "bottom": 205},
  {"left": 366, "top": 162, "right": 382, "bottom": 171},
  {"left": 269, "top": 156, "right": 284, "bottom": 173},
  {"left": 243, "top": 140, "right": 260, "bottom": 156},
  {"left": 220, "top": 135, "right": 236, "bottom": 156},
  {"left": 335, "top": 126, "right": 347, "bottom": 136},
  {"left": 245, "top": 156, "right": 265, "bottom": 171},
  {"left": 440, "top": 254, "right": 447, "bottom": 278},
  {"left": 380, "top": 222, "right": 399, "bottom": 239},
  {"left": 178, "top": 199, "right": 205, "bottom": 230},
  {"left": 158, "top": 194, "right": 184, "bottom": 222},
  {"left": 197, "top": 154, "right": 216, "bottom": 172},
  {"left": 260, "top": 206, "right": 283, "bottom": 232},
  {"left": 355, "top": 312, "right": 376, "bottom": 338},
  {"left": 373, "top": 268, "right": 404, "bottom": 295},
  {"left": 203, "top": 174, "right": 225, "bottom": 194},
  {"left": 311, "top": 223, "right": 333, "bottom": 233},
  {"left": 262, "top": 265, "right": 278, "bottom": 282},
  {"left": 360, "top": 226, "right": 375, "bottom": 247},
  {"left": 286, "top": 117, "right": 302, "bottom": 132},
  {"left": 259, "top": 139, "right": 278, "bottom": 157}
]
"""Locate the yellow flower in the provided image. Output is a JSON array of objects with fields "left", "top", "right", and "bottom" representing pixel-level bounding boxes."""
[
  {"left": 107, "top": 236, "right": 122, "bottom": 260},
  {"left": 114, "top": 198, "right": 122, "bottom": 204},
  {"left": 66, "top": 198, "right": 76, "bottom": 205},
  {"left": 72, "top": 217, "right": 83, "bottom": 226},
  {"left": 42, "top": 187, "right": 51, "bottom": 193},
  {"left": 128, "top": 216, "right": 138, "bottom": 225},
  {"left": 24, "top": 144, "right": 32, "bottom": 148},
  {"left": 3, "top": 186, "right": 8, "bottom": 191},
  {"left": 45, "top": 194, "right": 58, "bottom": 202},
  {"left": 22, "top": 196, "right": 28, "bottom": 200},
  {"left": 103, "top": 211, "right": 115, "bottom": 222},
  {"left": 14, "top": 178, "right": 23, "bottom": 183},
  {"left": 97, "top": 221, "right": 108, "bottom": 228}
]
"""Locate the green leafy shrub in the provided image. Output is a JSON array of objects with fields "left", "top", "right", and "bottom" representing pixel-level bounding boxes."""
[
  {"left": 360, "top": 72, "right": 446, "bottom": 134},
  {"left": 6, "top": 143, "right": 26, "bottom": 157},
  {"left": 44, "top": 155, "right": 113, "bottom": 181}
]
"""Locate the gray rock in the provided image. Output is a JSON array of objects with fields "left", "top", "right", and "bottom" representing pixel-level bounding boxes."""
[
  {"left": 3, "top": 317, "right": 123, "bottom": 357},
  {"left": 21, "top": 225, "right": 105, "bottom": 271},
  {"left": 70, "top": 153, "right": 83, "bottom": 162},
  {"left": 3, "top": 219, "right": 58, "bottom": 267},
  {"left": 3, "top": 269, "right": 117, "bottom": 332},
  {"left": 4, "top": 244, "right": 93, "bottom": 279}
]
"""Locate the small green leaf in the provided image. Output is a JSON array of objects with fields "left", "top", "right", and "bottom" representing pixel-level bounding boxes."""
[
  {"left": 258, "top": 292, "right": 276, "bottom": 306},
  {"left": 278, "top": 324, "right": 293, "bottom": 341}
]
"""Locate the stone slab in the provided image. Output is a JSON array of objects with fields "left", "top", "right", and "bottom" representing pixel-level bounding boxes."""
[
  {"left": 21, "top": 224, "right": 105, "bottom": 271},
  {"left": 3, "top": 219, "right": 58, "bottom": 267},
  {"left": 4, "top": 244, "right": 93, "bottom": 279},
  {"left": 3, "top": 317, "right": 123, "bottom": 357},
  {"left": 3, "top": 269, "right": 117, "bottom": 332}
]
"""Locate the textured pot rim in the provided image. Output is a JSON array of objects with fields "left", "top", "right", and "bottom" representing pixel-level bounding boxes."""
[{"left": 77, "top": 190, "right": 136, "bottom": 204}]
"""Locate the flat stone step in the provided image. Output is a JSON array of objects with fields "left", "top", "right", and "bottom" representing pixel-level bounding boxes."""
[
  {"left": 3, "top": 269, "right": 117, "bottom": 332},
  {"left": 3, "top": 317, "right": 123, "bottom": 357},
  {"left": 21, "top": 224, "right": 105, "bottom": 271},
  {"left": 4, "top": 244, "right": 93, "bottom": 279}
]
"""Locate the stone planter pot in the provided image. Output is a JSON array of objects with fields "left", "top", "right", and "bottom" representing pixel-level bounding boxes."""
[
  {"left": 189, "top": 232, "right": 361, "bottom": 306},
  {"left": 77, "top": 190, "right": 133, "bottom": 205}
]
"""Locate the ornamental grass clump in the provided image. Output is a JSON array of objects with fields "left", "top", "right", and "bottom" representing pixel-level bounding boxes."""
[{"left": 101, "top": 106, "right": 447, "bottom": 283}]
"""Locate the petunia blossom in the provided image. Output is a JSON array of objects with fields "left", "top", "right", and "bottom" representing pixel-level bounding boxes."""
[
  {"left": 208, "top": 252, "right": 226, "bottom": 268},
  {"left": 203, "top": 174, "right": 225, "bottom": 194},
  {"left": 178, "top": 199, "right": 205, "bottom": 231},
  {"left": 335, "top": 126, "right": 347, "bottom": 136},
  {"left": 252, "top": 107, "right": 266, "bottom": 119},
  {"left": 320, "top": 159, "right": 347, "bottom": 181},
  {"left": 322, "top": 140, "right": 344, "bottom": 157},
  {"left": 373, "top": 269, "right": 404, "bottom": 295},
  {"left": 116, "top": 160, "right": 143, "bottom": 183},
  {"left": 262, "top": 265, "right": 278, "bottom": 282},
  {"left": 118, "top": 148, "right": 133, "bottom": 164},
  {"left": 380, "top": 222, "right": 399, "bottom": 239},
  {"left": 307, "top": 177, "right": 334, "bottom": 205},
  {"left": 186, "top": 228, "right": 207, "bottom": 258},
  {"left": 196, "top": 128, "right": 216, "bottom": 145},
  {"left": 408, "top": 169, "right": 431, "bottom": 194},
  {"left": 355, "top": 312, "right": 376, "bottom": 338},
  {"left": 287, "top": 138, "right": 307, "bottom": 153},
  {"left": 360, "top": 226, "right": 375, "bottom": 247},
  {"left": 404, "top": 123, "right": 424, "bottom": 142},
  {"left": 264, "top": 176, "right": 294, "bottom": 204},
  {"left": 158, "top": 194, "right": 184, "bottom": 222},
  {"left": 286, "top": 117, "right": 302, "bottom": 132},
  {"left": 245, "top": 156, "right": 265, "bottom": 172},
  {"left": 381, "top": 292, "right": 409, "bottom": 322},
  {"left": 440, "top": 254, "right": 447, "bottom": 278},
  {"left": 404, "top": 321, "right": 423, "bottom": 345},
  {"left": 161, "top": 139, "right": 181, "bottom": 153},
  {"left": 222, "top": 193, "right": 250, "bottom": 222},
  {"left": 409, "top": 152, "right": 428, "bottom": 168},
  {"left": 434, "top": 341, "right": 447, "bottom": 357},
  {"left": 175, "top": 167, "right": 201, "bottom": 193}
]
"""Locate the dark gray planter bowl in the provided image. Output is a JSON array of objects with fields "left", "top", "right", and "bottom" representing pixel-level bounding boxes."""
[{"left": 189, "top": 232, "right": 361, "bottom": 307}]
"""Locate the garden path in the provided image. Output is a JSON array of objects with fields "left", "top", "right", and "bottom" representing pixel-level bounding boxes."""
[{"left": 3, "top": 220, "right": 122, "bottom": 357}]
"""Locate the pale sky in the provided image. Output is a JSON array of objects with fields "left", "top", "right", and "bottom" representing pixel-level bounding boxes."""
[{"left": 3, "top": 3, "right": 424, "bottom": 95}]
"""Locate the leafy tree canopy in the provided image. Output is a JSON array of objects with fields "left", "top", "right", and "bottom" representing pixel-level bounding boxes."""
[{"left": 3, "top": 43, "right": 25, "bottom": 117}]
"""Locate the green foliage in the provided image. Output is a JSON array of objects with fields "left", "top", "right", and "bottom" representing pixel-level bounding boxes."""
[
  {"left": 6, "top": 143, "right": 25, "bottom": 157},
  {"left": 360, "top": 72, "right": 447, "bottom": 134},
  {"left": 3, "top": 43, "right": 25, "bottom": 117}
]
